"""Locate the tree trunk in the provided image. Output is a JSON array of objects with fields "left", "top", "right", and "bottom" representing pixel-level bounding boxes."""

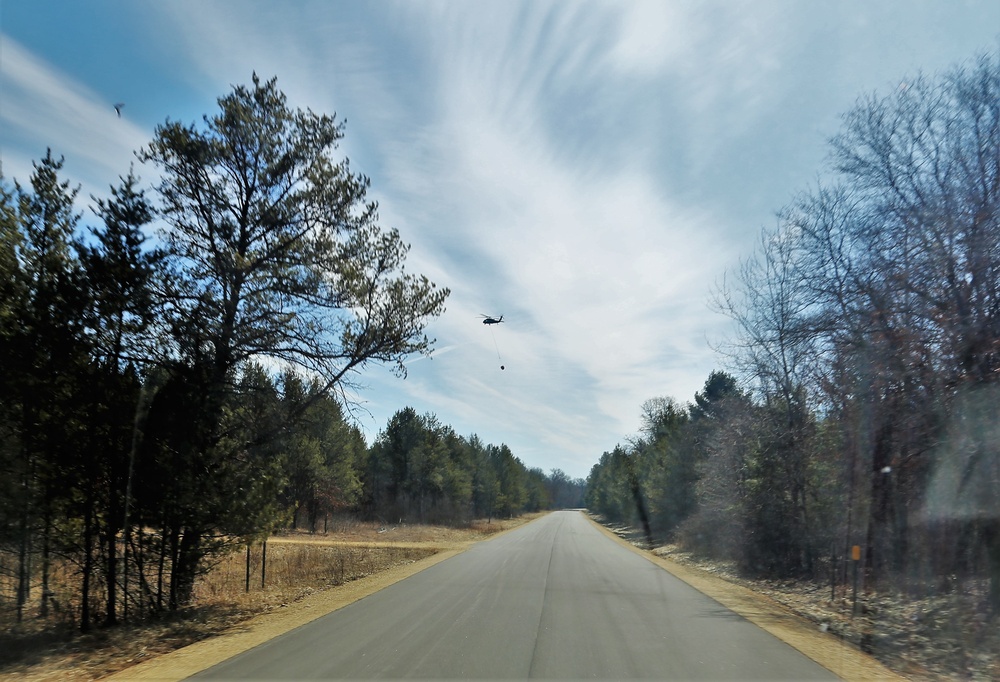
[
  {"left": 157, "top": 526, "right": 169, "bottom": 613},
  {"left": 865, "top": 420, "right": 893, "bottom": 589},
  {"left": 128, "top": 531, "right": 158, "bottom": 617},
  {"left": 104, "top": 516, "right": 118, "bottom": 626},
  {"left": 170, "top": 528, "right": 201, "bottom": 609},
  {"left": 983, "top": 520, "right": 1000, "bottom": 613},
  {"left": 16, "top": 490, "right": 30, "bottom": 623},
  {"left": 308, "top": 498, "right": 319, "bottom": 532},
  {"left": 629, "top": 478, "right": 654, "bottom": 550},
  {"left": 80, "top": 497, "right": 95, "bottom": 632},
  {"left": 40, "top": 508, "right": 51, "bottom": 618}
]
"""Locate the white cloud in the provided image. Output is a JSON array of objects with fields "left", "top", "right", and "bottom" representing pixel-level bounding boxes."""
[
  {"left": 0, "top": 36, "right": 149, "bottom": 196},
  {"left": 359, "top": 2, "right": 740, "bottom": 470},
  {"left": 606, "top": 0, "right": 700, "bottom": 76},
  {"left": 0, "top": 3, "right": 749, "bottom": 476},
  {"left": 6, "top": 1, "right": 1000, "bottom": 480}
]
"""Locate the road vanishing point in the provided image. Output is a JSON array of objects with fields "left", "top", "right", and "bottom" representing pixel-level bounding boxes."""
[{"left": 189, "top": 511, "right": 840, "bottom": 680}]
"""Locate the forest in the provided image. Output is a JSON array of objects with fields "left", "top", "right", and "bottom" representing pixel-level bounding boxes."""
[
  {"left": 0, "top": 75, "right": 584, "bottom": 634},
  {"left": 3, "top": 46, "right": 998, "bottom": 647},
  {"left": 586, "top": 51, "right": 1000, "bottom": 612}
]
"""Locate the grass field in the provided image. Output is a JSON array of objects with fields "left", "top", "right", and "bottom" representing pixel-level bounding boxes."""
[{"left": 0, "top": 516, "right": 537, "bottom": 681}]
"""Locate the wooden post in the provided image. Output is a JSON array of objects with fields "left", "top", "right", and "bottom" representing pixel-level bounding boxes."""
[
  {"left": 830, "top": 542, "right": 836, "bottom": 602},
  {"left": 245, "top": 543, "right": 251, "bottom": 593},
  {"left": 851, "top": 544, "right": 861, "bottom": 616},
  {"left": 261, "top": 538, "right": 267, "bottom": 589}
]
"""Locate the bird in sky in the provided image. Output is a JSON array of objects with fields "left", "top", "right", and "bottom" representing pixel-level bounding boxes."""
[{"left": 114, "top": 102, "right": 124, "bottom": 117}]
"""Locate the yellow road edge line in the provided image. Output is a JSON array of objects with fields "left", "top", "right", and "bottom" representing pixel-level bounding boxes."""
[
  {"left": 583, "top": 514, "right": 908, "bottom": 682},
  {"left": 100, "top": 548, "right": 465, "bottom": 681},
  {"left": 101, "top": 515, "right": 547, "bottom": 681}
]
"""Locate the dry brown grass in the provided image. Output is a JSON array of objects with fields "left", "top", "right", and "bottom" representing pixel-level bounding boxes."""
[
  {"left": 0, "top": 515, "right": 540, "bottom": 682},
  {"left": 194, "top": 542, "right": 435, "bottom": 614},
  {"left": 592, "top": 514, "right": 999, "bottom": 682}
]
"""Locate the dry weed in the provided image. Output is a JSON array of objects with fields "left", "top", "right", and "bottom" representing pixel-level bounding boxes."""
[
  {"left": 0, "top": 515, "right": 539, "bottom": 681},
  {"left": 1, "top": 541, "right": 431, "bottom": 681}
]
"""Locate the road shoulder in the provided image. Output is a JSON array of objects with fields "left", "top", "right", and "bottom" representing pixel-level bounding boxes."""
[
  {"left": 100, "top": 548, "right": 464, "bottom": 681},
  {"left": 101, "top": 517, "right": 542, "bottom": 681},
  {"left": 584, "top": 514, "right": 907, "bottom": 682}
]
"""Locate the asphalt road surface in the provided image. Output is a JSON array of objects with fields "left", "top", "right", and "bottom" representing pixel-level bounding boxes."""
[{"left": 192, "top": 511, "right": 837, "bottom": 680}]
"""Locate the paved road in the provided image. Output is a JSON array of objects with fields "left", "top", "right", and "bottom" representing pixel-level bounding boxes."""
[{"left": 192, "top": 511, "right": 837, "bottom": 679}]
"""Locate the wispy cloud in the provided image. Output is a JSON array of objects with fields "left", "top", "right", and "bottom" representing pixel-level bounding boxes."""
[
  {"left": 0, "top": 36, "right": 149, "bottom": 196},
  {"left": 7, "top": 0, "right": 996, "bottom": 477},
  {"left": 375, "top": 3, "right": 738, "bottom": 445},
  {"left": 0, "top": 3, "right": 790, "bottom": 476}
]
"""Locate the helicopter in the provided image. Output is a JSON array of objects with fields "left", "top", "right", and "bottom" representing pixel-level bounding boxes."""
[{"left": 479, "top": 315, "right": 505, "bottom": 369}]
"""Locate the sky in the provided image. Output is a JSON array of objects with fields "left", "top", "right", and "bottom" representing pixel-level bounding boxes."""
[{"left": 2, "top": 1, "right": 998, "bottom": 479}]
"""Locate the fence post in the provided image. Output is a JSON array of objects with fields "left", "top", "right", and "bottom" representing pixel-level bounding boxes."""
[
  {"left": 261, "top": 538, "right": 267, "bottom": 589},
  {"left": 851, "top": 544, "right": 861, "bottom": 616}
]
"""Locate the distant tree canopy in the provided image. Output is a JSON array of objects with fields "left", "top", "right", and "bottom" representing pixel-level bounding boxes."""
[
  {"left": 588, "top": 50, "right": 1000, "bottom": 609},
  {"left": 364, "top": 407, "right": 584, "bottom": 524},
  {"left": 0, "top": 75, "right": 472, "bottom": 632},
  {"left": 586, "top": 372, "right": 750, "bottom": 553}
]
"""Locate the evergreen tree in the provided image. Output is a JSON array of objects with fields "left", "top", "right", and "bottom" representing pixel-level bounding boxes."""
[
  {"left": 76, "top": 170, "right": 160, "bottom": 627},
  {"left": 135, "top": 75, "right": 448, "bottom": 605}
]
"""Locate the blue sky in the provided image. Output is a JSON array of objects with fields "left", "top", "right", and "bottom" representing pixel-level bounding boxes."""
[{"left": 2, "top": 1, "right": 998, "bottom": 479}]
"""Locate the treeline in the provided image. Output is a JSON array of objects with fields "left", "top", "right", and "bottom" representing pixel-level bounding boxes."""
[
  {"left": 0, "top": 75, "right": 460, "bottom": 632},
  {"left": 586, "top": 371, "right": 834, "bottom": 576},
  {"left": 364, "top": 407, "right": 584, "bottom": 525},
  {"left": 588, "top": 51, "right": 1000, "bottom": 609}
]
